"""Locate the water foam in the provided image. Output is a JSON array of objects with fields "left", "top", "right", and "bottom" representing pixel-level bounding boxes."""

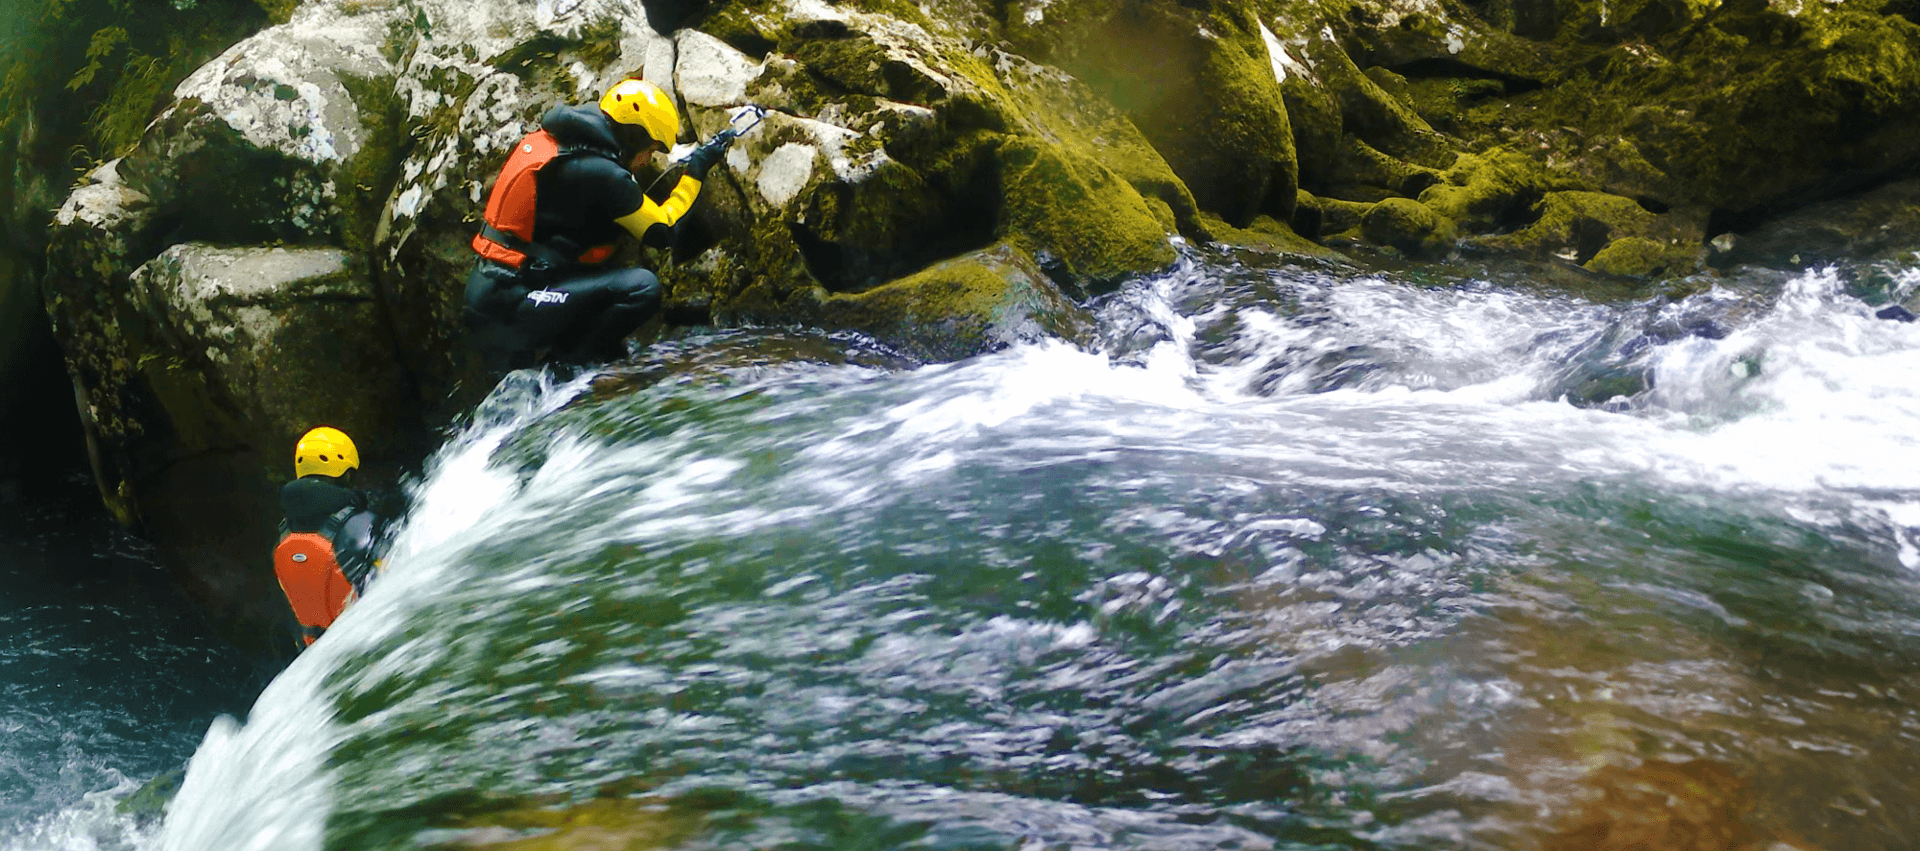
[{"left": 149, "top": 369, "right": 594, "bottom": 851}]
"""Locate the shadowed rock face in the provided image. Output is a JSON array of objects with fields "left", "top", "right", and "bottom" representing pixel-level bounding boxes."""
[{"left": 29, "top": 0, "right": 1920, "bottom": 647}]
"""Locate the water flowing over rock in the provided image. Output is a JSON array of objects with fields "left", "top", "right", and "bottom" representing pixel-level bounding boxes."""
[{"left": 32, "top": 0, "right": 1920, "bottom": 645}]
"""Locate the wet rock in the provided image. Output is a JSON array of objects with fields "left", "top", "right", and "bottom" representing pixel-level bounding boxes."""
[
  {"left": 1328, "top": 134, "right": 1445, "bottom": 202},
  {"left": 787, "top": 240, "right": 1094, "bottom": 363},
  {"left": 1707, "top": 179, "right": 1920, "bottom": 270},
  {"left": 41, "top": 0, "right": 404, "bottom": 545},
  {"left": 1585, "top": 235, "right": 1697, "bottom": 278},
  {"left": 1312, "top": 193, "right": 1375, "bottom": 241},
  {"left": 1303, "top": 32, "right": 1454, "bottom": 170},
  {"left": 1462, "top": 2, "right": 1920, "bottom": 223},
  {"left": 117, "top": 766, "right": 186, "bottom": 826}
]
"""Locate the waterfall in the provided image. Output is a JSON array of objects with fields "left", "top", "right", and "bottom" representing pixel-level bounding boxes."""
[{"left": 117, "top": 254, "right": 1920, "bottom": 850}]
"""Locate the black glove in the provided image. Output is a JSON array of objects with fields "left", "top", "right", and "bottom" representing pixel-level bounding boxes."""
[{"left": 683, "top": 129, "right": 738, "bottom": 181}]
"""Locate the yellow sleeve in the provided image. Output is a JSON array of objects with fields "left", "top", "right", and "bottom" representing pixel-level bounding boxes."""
[{"left": 614, "top": 174, "right": 702, "bottom": 241}]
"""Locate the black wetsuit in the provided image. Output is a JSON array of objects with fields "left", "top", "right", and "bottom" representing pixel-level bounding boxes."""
[
  {"left": 279, "top": 475, "right": 382, "bottom": 593},
  {"left": 465, "top": 104, "right": 667, "bottom": 368}
]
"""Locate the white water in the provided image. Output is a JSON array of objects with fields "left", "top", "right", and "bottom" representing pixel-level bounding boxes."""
[
  {"left": 142, "top": 370, "right": 598, "bottom": 851},
  {"left": 37, "top": 261, "right": 1920, "bottom": 850}
]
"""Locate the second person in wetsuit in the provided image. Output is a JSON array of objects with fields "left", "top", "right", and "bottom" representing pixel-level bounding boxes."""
[
  {"left": 274, "top": 426, "right": 386, "bottom": 646},
  {"left": 466, "top": 77, "right": 736, "bottom": 368}
]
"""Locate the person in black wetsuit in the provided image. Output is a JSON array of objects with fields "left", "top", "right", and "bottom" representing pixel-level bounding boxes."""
[
  {"left": 465, "top": 77, "right": 738, "bottom": 368},
  {"left": 274, "top": 426, "right": 385, "bottom": 646}
]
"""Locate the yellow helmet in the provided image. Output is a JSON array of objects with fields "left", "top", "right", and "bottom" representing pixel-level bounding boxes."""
[
  {"left": 599, "top": 78, "right": 678, "bottom": 148},
  {"left": 295, "top": 426, "right": 359, "bottom": 478}
]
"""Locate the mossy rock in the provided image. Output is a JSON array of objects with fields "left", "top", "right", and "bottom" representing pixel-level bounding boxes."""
[
  {"left": 1450, "top": 3, "right": 1920, "bottom": 219},
  {"left": 1303, "top": 34, "right": 1453, "bottom": 169},
  {"left": 1346, "top": 0, "right": 1571, "bottom": 79},
  {"left": 1658, "top": 9, "right": 1920, "bottom": 213},
  {"left": 1327, "top": 134, "right": 1445, "bottom": 201},
  {"left": 1419, "top": 149, "right": 1586, "bottom": 235},
  {"left": 1361, "top": 197, "right": 1450, "bottom": 257},
  {"left": 1197, "top": 211, "right": 1342, "bottom": 260},
  {"left": 1710, "top": 177, "right": 1920, "bottom": 268},
  {"left": 788, "top": 29, "right": 949, "bottom": 106},
  {"left": 1279, "top": 72, "right": 1343, "bottom": 196},
  {"left": 1313, "top": 193, "right": 1375, "bottom": 238},
  {"left": 1477, "top": 190, "right": 1661, "bottom": 263},
  {"left": 985, "top": 49, "right": 1204, "bottom": 240},
  {"left": 794, "top": 241, "right": 1094, "bottom": 362},
  {"left": 996, "top": 136, "right": 1177, "bottom": 287},
  {"left": 1003, "top": 0, "right": 1297, "bottom": 227},
  {"left": 1584, "top": 235, "right": 1698, "bottom": 277}
]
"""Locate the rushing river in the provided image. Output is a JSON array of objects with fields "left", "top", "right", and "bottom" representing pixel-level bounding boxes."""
[{"left": 20, "top": 246, "right": 1920, "bottom": 850}]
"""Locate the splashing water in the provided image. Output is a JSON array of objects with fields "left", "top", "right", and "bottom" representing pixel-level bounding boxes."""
[{"left": 110, "top": 254, "right": 1920, "bottom": 849}]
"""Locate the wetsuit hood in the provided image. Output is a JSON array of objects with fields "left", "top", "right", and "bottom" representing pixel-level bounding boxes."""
[
  {"left": 282, "top": 475, "right": 365, "bottom": 533},
  {"left": 541, "top": 104, "right": 625, "bottom": 160}
]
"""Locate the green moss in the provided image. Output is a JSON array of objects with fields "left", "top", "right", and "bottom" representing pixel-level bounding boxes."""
[
  {"left": 1311, "top": 35, "right": 1453, "bottom": 168},
  {"left": 334, "top": 73, "right": 407, "bottom": 255},
  {"left": 252, "top": 0, "right": 297, "bottom": 23},
  {"left": 699, "top": 5, "right": 779, "bottom": 58},
  {"left": 1479, "top": 190, "right": 1660, "bottom": 262},
  {"left": 803, "top": 241, "right": 1092, "bottom": 362},
  {"left": 1448, "top": 2, "right": 1920, "bottom": 214},
  {"left": 856, "top": 36, "right": 1187, "bottom": 289},
  {"left": 972, "top": 47, "right": 1202, "bottom": 239},
  {"left": 834, "top": 0, "right": 935, "bottom": 29},
  {"left": 116, "top": 766, "right": 185, "bottom": 823},
  {"left": 996, "top": 136, "right": 1176, "bottom": 285},
  {"left": 996, "top": 0, "right": 1289, "bottom": 224},
  {"left": 790, "top": 34, "right": 892, "bottom": 98},
  {"left": 1197, "top": 212, "right": 1343, "bottom": 260},
  {"left": 1314, "top": 194, "right": 1374, "bottom": 237},
  {"left": 1329, "top": 135, "right": 1445, "bottom": 200},
  {"left": 1584, "top": 235, "right": 1697, "bottom": 277},
  {"left": 1189, "top": 10, "right": 1297, "bottom": 225},
  {"left": 1418, "top": 149, "right": 1585, "bottom": 234},
  {"left": 1360, "top": 197, "right": 1452, "bottom": 257}
]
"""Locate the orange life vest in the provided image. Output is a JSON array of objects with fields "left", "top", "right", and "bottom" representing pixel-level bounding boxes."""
[
  {"left": 470, "top": 129, "right": 621, "bottom": 270},
  {"left": 274, "top": 531, "right": 358, "bottom": 646}
]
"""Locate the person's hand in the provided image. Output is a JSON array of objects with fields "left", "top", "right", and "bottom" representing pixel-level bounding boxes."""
[{"left": 683, "top": 129, "right": 738, "bottom": 180}]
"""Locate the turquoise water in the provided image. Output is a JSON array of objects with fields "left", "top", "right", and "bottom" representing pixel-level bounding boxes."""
[{"left": 26, "top": 248, "right": 1920, "bottom": 849}]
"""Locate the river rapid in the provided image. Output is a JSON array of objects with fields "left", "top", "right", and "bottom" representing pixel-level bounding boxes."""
[{"left": 19, "top": 245, "right": 1920, "bottom": 850}]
